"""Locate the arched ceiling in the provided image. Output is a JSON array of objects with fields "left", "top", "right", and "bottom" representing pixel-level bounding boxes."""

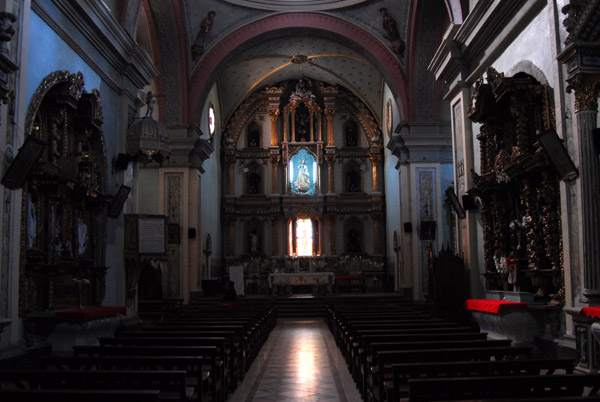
[
  {"left": 218, "top": 32, "right": 383, "bottom": 123},
  {"left": 129, "top": 0, "right": 448, "bottom": 126},
  {"left": 183, "top": 0, "right": 411, "bottom": 124}
]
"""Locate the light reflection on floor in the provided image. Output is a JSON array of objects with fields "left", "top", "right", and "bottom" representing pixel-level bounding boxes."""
[{"left": 228, "top": 319, "right": 362, "bottom": 402}]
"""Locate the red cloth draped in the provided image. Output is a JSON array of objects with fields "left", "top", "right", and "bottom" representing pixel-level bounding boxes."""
[
  {"left": 465, "top": 299, "right": 527, "bottom": 314},
  {"left": 56, "top": 306, "right": 127, "bottom": 324},
  {"left": 580, "top": 307, "right": 600, "bottom": 319}
]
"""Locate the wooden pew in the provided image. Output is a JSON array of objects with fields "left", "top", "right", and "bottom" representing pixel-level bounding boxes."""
[
  {"left": 365, "top": 339, "right": 513, "bottom": 401},
  {"left": 339, "top": 321, "right": 465, "bottom": 362},
  {"left": 350, "top": 329, "right": 486, "bottom": 373},
  {"left": 41, "top": 355, "right": 209, "bottom": 402},
  {"left": 371, "top": 345, "right": 533, "bottom": 402},
  {"left": 155, "top": 320, "right": 265, "bottom": 360},
  {"left": 72, "top": 345, "right": 223, "bottom": 402},
  {"left": 351, "top": 332, "right": 489, "bottom": 396},
  {"left": 134, "top": 326, "right": 252, "bottom": 371},
  {"left": 0, "top": 369, "right": 188, "bottom": 402},
  {"left": 390, "top": 358, "right": 576, "bottom": 402},
  {"left": 118, "top": 329, "right": 245, "bottom": 380},
  {"left": 0, "top": 389, "right": 160, "bottom": 402},
  {"left": 407, "top": 373, "right": 600, "bottom": 401},
  {"left": 98, "top": 336, "right": 236, "bottom": 394}
]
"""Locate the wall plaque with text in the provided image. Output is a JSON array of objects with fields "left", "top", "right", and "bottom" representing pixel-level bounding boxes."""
[{"left": 124, "top": 214, "right": 167, "bottom": 256}]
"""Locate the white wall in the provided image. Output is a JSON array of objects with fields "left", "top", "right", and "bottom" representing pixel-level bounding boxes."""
[{"left": 200, "top": 84, "right": 222, "bottom": 277}]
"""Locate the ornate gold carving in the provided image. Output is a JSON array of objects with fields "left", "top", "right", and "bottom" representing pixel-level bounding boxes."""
[
  {"left": 566, "top": 74, "right": 600, "bottom": 112},
  {"left": 19, "top": 71, "right": 108, "bottom": 314},
  {"left": 24, "top": 71, "right": 85, "bottom": 138},
  {"left": 468, "top": 68, "right": 565, "bottom": 303},
  {"left": 268, "top": 109, "right": 280, "bottom": 121}
]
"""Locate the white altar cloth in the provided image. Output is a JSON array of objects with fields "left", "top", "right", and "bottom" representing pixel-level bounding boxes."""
[{"left": 268, "top": 272, "right": 335, "bottom": 294}]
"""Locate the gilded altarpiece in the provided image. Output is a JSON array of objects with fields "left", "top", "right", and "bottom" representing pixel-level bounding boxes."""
[
  {"left": 19, "top": 71, "right": 108, "bottom": 314},
  {"left": 222, "top": 79, "right": 385, "bottom": 291},
  {"left": 468, "top": 68, "right": 564, "bottom": 303}
]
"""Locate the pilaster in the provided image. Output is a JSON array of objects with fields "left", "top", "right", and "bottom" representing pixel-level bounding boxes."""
[{"left": 568, "top": 75, "right": 600, "bottom": 301}]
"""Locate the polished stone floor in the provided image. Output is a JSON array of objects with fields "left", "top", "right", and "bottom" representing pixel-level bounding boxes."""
[{"left": 228, "top": 318, "right": 363, "bottom": 402}]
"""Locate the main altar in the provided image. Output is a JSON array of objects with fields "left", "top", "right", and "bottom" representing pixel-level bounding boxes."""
[{"left": 268, "top": 272, "right": 335, "bottom": 295}]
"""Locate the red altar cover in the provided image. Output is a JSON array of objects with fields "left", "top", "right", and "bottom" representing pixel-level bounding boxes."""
[
  {"left": 465, "top": 299, "right": 527, "bottom": 314},
  {"left": 580, "top": 307, "right": 600, "bottom": 319},
  {"left": 56, "top": 306, "right": 127, "bottom": 324}
]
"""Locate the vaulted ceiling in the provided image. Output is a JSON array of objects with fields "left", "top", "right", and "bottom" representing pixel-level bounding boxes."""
[{"left": 130, "top": 0, "right": 451, "bottom": 126}]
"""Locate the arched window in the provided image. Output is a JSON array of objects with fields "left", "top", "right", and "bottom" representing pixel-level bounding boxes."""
[
  {"left": 288, "top": 217, "right": 320, "bottom": 256},
  {"left": 345, "top": 120, "right": 358, "bottom": 147},
  {"left": 247, "top": 121, "right": 260, "bottom": 147}
]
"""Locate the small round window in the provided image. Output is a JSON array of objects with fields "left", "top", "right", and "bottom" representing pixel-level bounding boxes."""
[{"left": 208, "top": 104, "right": 216, "bottom": 135}]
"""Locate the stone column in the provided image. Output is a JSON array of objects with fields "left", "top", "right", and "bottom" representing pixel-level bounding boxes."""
[
  {"left": 318, "top": 111, "right": 323, "bottom": 142},
  {"left": 270, "top": 155, "right": 280, "bottom": 195},
  {"left": 325, "top": 109, "right": 335, "bottom": 146},
  {"left": 370, "top": 153, "right": 381, "bottom": 192},
  {"left": 291, "top": 109, "right": 296, "bottom": 141},
  {"left": 326, "top": 154, "right": 336, "bottom": 194},
  {"left": 283, "top": 109, "right": 289, "bottom": 142},
  {"left": 569, "top": 75, "right": 600, "bottom": 301},
  {"left": 309, "top": 106, "right": 315, "bottom": 142},
  {"left": 268, "top": 110, "right": 280, "bottom": 146}
]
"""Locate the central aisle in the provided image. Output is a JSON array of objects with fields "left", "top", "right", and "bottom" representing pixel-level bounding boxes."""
[{"left": 228, "top": 318, "right": 363, "bottom": 402}]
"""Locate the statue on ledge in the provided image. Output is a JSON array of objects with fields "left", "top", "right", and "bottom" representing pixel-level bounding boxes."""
[
  {"left": 191, "top": 11, "right": 216, "bottom": 60},
  {"left": 289, "top": 78, "right": 315, "bottom": 103},
  {"left": 379, "top": 8, "right": 405, "bottom": 56}
]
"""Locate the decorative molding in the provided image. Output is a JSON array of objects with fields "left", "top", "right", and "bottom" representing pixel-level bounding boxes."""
[
  {"left": 566, "top": 74, "right": 600, "bottom": 112},
  {"left": 32, "top": 0, "right": 157, "bottom": 98},
  {"left": 24, "top": 70, "right": 85, "bottom": 139},
  {"left": 428, "top": 0, "right": 546, "bottom": 88}
]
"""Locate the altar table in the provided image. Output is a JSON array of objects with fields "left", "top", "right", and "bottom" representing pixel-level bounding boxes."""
[{"left": 268, "top": 272, "right": 335, "bottom": 295}]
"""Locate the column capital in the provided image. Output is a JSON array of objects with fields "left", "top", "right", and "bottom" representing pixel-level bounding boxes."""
[
  {"left": 324, "top": 109, "right": 336, "bottom": 120},
  {"left": 369, "top": 153, "right": 382, "bottom": 165},
  {"left": 566, "top": 74, "right": 600, "bottom": 112},
  {"left": 268, "top": 109, "right": 280, "bottom": 121},
  {"left": 270, "top": 154, "right": 281, "bottom": 164}
]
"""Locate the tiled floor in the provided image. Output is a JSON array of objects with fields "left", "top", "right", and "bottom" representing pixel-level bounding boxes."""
[{"left": 228, "top": 318, "right": 363, "bottom": 402}]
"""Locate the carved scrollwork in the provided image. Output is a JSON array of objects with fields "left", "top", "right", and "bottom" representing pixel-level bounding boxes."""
[
  {"left": 469, "top": 69, "right": 565, "bottom": 302},
  {"left": 19, "top": 71, "right": 108, "bottom": 314},
  {"left": 24, "top": 71, "right": 85, "bottom": 138},
  {"left": 566, "top": 74, "right": 600, "bottom": 112}
]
